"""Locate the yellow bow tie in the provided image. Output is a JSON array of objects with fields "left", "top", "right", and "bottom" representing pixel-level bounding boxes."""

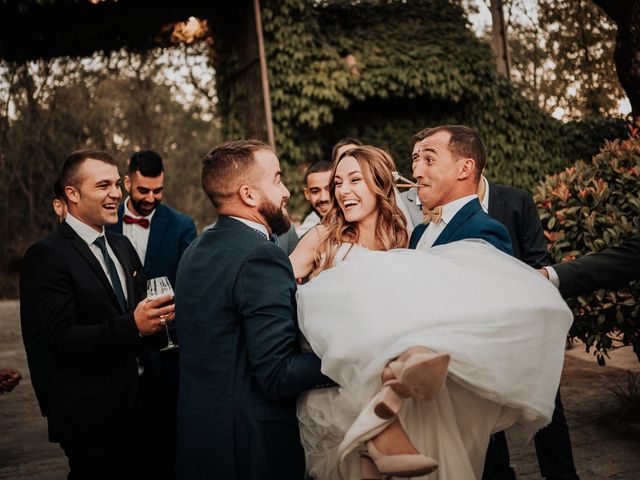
[{"left": 422, "top": 205, "right": 443, "bottom": 224}]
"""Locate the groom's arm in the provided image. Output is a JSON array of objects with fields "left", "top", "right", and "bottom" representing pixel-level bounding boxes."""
[{"left": 236, "top": 243, "right": 331, "bottom": 401}]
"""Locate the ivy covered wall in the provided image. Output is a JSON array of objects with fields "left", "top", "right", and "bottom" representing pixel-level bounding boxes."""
[{"left": 215, "top": 0, "right": 626, "bottom": 211}]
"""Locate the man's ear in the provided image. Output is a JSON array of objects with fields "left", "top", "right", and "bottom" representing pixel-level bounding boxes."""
[
  {"left": 238, "top": 184, "right": 259, "bottom": 207},
  {"left": 124, "top": 175, "right": 131, "bottom": 194},
  {"left": 64, "top": 185, "right": 79, "bottom": 205},
  {"left": 458, "top": 157, "right": 476, "bottom": 180},
  {"left": 303, "top": 188, "right": 311, "bottom": 202}
]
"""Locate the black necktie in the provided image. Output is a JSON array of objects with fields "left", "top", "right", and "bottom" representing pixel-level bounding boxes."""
[{"left": 94, "top": 236, "right": 128, "bottom": 313}]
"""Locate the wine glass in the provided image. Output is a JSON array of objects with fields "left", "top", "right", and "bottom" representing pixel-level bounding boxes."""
[{"left": 146, "top": 276, "right": 178, "bottom": 350}]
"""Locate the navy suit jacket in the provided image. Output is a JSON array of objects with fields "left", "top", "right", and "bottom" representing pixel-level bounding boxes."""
[
  {"left": 409, "top": 198, "right": 513, "bottom": 254},
  {"left": 108, "top": 203, "right": 196, "bottom": 287},
  {"left": 175, "top": 216, "right": 328, "bottom": 480}
]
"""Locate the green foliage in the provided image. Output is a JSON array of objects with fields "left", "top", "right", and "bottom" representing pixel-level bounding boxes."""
[
  {"left": 0, "top": 48, "right": 218, "bottom": 296},
  {"left": 507, "top": 0, "right": 625, "bottom": 119},
  {"left": 215, "top": 0, "right": 625, "bottom": 210},
  {"left": 534, "top": 122, "right": 640, "bottom": 363}
]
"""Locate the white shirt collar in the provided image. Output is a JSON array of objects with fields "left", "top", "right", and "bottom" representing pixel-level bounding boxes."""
[
  {"left": 479, "top": 176, "right": 490, "bottom": 214},
  {"left": 124, "top": 197, "right": 157, "bottom": 222},
  {"left": 65, "top": 212, "right": 105, "bottom": 246},
  {"left": 441, "top": 194, "right": 478, "bottom": 224},
  {"left": 229, "top": 216, "right": 269, "bottom": 238}
]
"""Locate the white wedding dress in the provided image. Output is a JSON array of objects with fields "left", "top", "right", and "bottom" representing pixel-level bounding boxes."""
[{"left": 296, "top": 240, "right": 573, "bottom": 480}]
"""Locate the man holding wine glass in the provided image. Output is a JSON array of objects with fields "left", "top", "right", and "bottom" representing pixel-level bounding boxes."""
[{"left": 21, "top": 150, "right": 175, "bottom": 480}]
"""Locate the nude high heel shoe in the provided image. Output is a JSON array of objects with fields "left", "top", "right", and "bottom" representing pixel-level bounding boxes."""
[
  {"left": 361, "top": 418, "right": 438, "bottom": 478},
  {"left": 384, "top": 347, "right": 450, "bottom": 401},
  {"left": 359, "top": 453, "right": 383, "bottom": 479}
]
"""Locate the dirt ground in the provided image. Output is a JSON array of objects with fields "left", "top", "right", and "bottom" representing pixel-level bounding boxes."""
[{"left": 1, "top": 299, "right": 639, "bottom": 479}]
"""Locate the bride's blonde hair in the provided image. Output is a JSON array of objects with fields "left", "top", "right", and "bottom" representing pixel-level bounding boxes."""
[{"left": 312, "top": 145, "right": 409, "bottom": 276}]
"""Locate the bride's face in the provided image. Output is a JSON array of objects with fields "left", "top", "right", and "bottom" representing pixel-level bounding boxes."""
[{"left": 334, "top": 156, "right": 378, "bottom": 225}]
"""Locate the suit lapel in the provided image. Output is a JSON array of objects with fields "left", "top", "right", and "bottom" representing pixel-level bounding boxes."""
[
  {"left": 115, "top": 204, "right": 124, "bottom": 232},
  {"left": 409, "top": 223, "right": 428, "bottom": 249},
  {"left": 145, "top": 204, "right": 168, "bottom": 266},
  {"left": 433, "top": 199, "right": 480, "bottom": 247},
  {"left": 107, "top": 233, "right": 136, "bottom": 310},
  {"left": 487, "top": 182, "right": 503, "bottom": 219},
  {"left": 60, "top": 223, "right": 122, "bottom": 311}
]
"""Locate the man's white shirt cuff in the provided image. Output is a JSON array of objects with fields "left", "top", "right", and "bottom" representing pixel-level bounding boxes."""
[{"left": 544, "top": 266, "right": 560, "bottom": 288}]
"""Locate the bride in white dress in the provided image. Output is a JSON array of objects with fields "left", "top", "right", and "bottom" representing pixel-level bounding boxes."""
[{"left": 289, "top": 146, "right": 572, "bottom": 480}]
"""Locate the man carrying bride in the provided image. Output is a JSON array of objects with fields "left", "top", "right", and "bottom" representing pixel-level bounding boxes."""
[{"left": 290, "top": 129, "right": 574, "bottom": 479}]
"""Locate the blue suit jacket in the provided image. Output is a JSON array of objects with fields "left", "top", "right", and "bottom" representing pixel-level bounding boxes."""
[
  {"left": 409, "top": 198, "right": 513, "bottom": 254},
  {"left": 108, "top": 203, "right": 197, "bottom": 287},
  {"left": 175, "top": 216, "right": 327, "bottom": 479}
]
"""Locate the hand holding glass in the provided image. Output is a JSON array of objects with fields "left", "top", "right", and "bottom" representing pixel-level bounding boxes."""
[{"left": 147, "top": 276, "right": 178, "bottom": 350}]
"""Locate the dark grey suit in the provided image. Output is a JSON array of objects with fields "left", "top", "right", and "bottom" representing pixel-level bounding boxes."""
[
  {"left": 400, "top": 188, "right": 424, "bottom": 227},
  {"left": 175, "top": 216, "right": 328, "bottom": 480},
  {"left": 553, "top": 235, "right": 640, "bottom": 298}
]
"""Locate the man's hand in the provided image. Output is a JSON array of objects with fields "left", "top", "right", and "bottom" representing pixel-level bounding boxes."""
[
  {"left": 0, "top": 368, "right": 22, "bottom": 394},
  {"left": 134, "top": 294, "right": 176, "bottom": 336}
]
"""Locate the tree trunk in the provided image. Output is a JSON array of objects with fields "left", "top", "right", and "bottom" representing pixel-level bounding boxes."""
[
  {"left": 592, "top": 0, "right": 640, "bottom": 117},
  {"left": 490, "top": 0, "right": 511, "bottom": 79}
]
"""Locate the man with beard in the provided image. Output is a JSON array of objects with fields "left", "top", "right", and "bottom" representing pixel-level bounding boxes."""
[
  {"left": 175, "top": 140, "right": 329, "bottom": 480},
  {"left": 107, "top": 150, "right": 196, "bottom": 479},
  {"left": 296, "top": 160, "right": 332, "bottom": 237},
  {"left": 109, "top": 150, "right": 196, "bottom": 287}
]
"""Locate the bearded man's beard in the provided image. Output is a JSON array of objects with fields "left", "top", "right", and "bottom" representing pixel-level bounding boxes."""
[
  {"left": 258, "top": 198, "right": 291, "bottom": 235},
  {"left": 130, "top": 196, "right": 159, "bottom": 216}
]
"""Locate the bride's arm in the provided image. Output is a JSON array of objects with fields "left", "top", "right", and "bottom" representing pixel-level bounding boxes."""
[{"left": 289, "top": 225, "right": 326, "bottom": 280}]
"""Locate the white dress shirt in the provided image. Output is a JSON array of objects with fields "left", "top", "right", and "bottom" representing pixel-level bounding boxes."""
[
  {"left": 229, "top": 216, "right": 269, "bottom": 238},
  {"left": 65, "top": 212, "right": 129, "bottom": 303},
  {"left": 122, "top": 197, "right": 156, "bottom": 265},
  {"left": 416, "top": 194, "right": 479, "bottom": 250},
  {"left": 296, "top": 211, "right": 321, "bottom": 237},
  {"left": 479, "top": 176, "right": 490, "bottom": 214}
]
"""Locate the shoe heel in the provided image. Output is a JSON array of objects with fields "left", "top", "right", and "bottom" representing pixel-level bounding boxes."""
[
  {"left": 373, "top": 385, "right": 404, "bottom": 419},
  {"left": 390, "top": 352, "right": 450, "bottom": 401},
  {"left": 359, "top": 452, "right": 383, "bottom": 479}
]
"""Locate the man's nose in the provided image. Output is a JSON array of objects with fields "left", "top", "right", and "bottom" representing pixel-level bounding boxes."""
[
  {"left": 412, "top": 163, "right": 424, "bottom": 179},
  {"left": 281, "top": 183, "right": 290, "bottom": 200},
  {"left": 110, "top": 185, "right": 122, "bottom": 199},
  {"left": 319, "top": 189, "right": 330, "bottom": 201}
]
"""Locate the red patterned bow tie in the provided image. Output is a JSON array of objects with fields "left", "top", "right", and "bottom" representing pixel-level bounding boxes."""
[{"left": 123, "top": 215, "right": 150, "bottom": 229}]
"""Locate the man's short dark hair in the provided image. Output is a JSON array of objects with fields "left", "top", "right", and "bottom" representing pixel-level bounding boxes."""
[
  {"left": 60, "top": 150, "right": 117, "bottom": 195},
  {"left": 331, "top": 137, "right": 363, "bottom": 163},
  {"left": 129, "top": 150, "right": 164, "bottom": 177},
  {"left": 412, "top": 125, "right": 486, "bottom": 177},
  {"left": 303, "top": 160, "right": 332, "bottom": 185},
  {"left": 202, "top": 140, "right": 271, "bottom": 209}
]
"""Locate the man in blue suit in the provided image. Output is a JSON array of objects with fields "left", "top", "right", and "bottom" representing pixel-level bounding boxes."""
[
  {"left": 109, "top": 150, "right": 197, "bottom": 287},
  {"left": 408, "top": 125, "right": 512, "bottom": 254},
  {"left": 175, "top": 140, "right": 329, "bottom": 480},
  {"left": 107, "top": 150, "right": 196, "bottom": 479}
]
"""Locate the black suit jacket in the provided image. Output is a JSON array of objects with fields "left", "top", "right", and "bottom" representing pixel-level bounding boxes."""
[
  {"left": 20, "top": 222, "right": 146, "bottom": 443},
  {"left": 175, "top": 216, "right": 328, "bottom": 480},
  {"left": 553, "top": 235, "right": 640, "bottom": 298},
  {"left": 488, "top": 182, "right": 550, "bottom": 268}
]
